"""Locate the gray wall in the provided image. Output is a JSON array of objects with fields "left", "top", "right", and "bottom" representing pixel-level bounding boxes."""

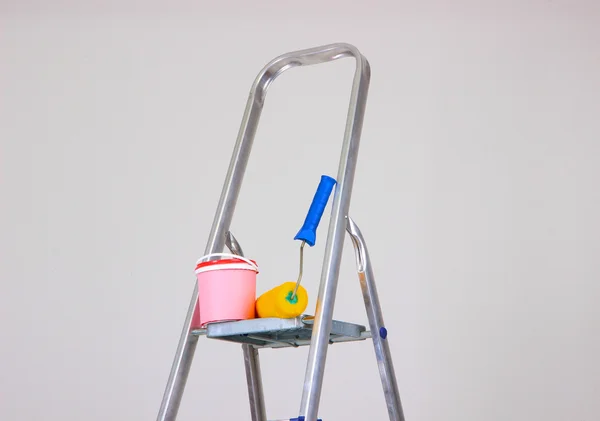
[{"left": 1, "top": 2, "right": 599, "bottom": 420}]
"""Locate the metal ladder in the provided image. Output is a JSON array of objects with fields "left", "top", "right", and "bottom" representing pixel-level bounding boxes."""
[{"left": 156, "top": 43, "right": 406, "bottom": 421}]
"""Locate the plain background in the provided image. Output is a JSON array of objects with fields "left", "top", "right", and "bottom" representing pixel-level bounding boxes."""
[{"left": 1, "top": 1, "right": 599, "bottom": 420}]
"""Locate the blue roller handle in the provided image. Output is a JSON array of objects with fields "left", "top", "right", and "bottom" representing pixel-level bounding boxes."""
[{"left": 294, "top": 175, "right": 337, "bottom": 247}]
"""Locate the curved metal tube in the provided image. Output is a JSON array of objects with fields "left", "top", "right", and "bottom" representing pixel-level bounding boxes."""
[
  {"left": 347, "top": 217, "right": 405, "bottom": 421},
  {"left": 156, "top": 43, "right": 371, "bottom": 421},
  {"left": 204, "top": 43, "right": 370, "bottom": 255}
]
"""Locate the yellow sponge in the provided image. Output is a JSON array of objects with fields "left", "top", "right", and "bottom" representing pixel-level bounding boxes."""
[{"left": 255, "top": 281, "right": 308, "bottom": 319}]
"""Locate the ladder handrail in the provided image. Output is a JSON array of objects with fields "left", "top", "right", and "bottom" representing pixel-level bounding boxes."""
[
  {"left": 205, "top": 42, "right": 371, "bottom": 255},
  {"left": 157, "top": 43, "right": 371, "bottom": 421}
]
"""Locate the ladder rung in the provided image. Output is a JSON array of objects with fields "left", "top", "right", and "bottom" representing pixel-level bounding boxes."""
[{"left": 268, "top": 418, "right": 323, "bottom": 421}]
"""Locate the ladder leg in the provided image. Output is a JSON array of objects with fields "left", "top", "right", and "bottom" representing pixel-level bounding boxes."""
[
  {"left": 156, "top": 286, "right": 200, "bottom": 421},
  {"left": 297, "top": 48, "right": 371, "bottom": 421},
  {"left": 224, "top": 232, "right": 267, "bottom": 421},
  {"left": 346, "top": 217, "right": 406, "bottom": 421},
  {"left": 242, "top": 344, "right": 267, "bottom": 421}
]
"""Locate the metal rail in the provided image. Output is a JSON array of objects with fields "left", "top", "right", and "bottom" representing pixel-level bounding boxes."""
[{"left": 347, "top": 217, "right": 405, "bottom": 421}]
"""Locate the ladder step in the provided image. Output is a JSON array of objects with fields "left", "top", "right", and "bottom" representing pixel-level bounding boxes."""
[
  {"left": 191, "top": 314, "right": 371, "bottom": 349},
  {"left": 269, "top": 418, "right": 323, "bottom": 421},
  {"left": 268, "top": 418, "right": 322, "bottom": 421}
]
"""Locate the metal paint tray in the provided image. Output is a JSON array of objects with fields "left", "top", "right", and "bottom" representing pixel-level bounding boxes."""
[{"left": 191, "top": 314, "right": 371, "bottom": 349}]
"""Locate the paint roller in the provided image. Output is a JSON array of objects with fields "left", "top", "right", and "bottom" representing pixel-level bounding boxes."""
[{"left": 255, "top": 175, "right": 337, "bottom": 319}]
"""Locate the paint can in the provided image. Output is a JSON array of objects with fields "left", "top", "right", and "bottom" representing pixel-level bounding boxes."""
[{"left": 195, "top": 253, "right": 258, "bottom": 327}]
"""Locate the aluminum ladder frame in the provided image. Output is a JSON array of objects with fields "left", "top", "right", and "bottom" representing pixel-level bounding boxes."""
[{"left": 156, "top": 42, "right": 405, "bottom": 421}]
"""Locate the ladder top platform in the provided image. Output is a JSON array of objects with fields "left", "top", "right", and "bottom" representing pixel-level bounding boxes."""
[{"left": 191, "top": 315, "right": 371, "bottom": 349}]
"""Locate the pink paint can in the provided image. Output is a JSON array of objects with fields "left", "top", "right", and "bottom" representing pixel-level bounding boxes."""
[{"left": 195, "top": 253, "right": 259, "bottom": 328}]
